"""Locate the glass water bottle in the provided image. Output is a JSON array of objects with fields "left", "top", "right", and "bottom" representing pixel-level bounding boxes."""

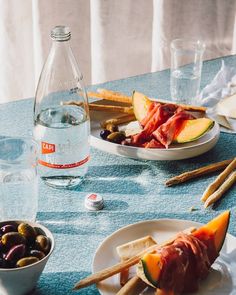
[{"left": 34, "top": 26, "right": 90, "bottom": 188}]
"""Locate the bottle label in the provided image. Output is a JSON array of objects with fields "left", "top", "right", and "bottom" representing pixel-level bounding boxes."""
[
  {"left": 34, "top": 117, "right": 90, "bottom": 170},
  {"left": 38, "top": 155, "right": 89, "bottom": 169}
]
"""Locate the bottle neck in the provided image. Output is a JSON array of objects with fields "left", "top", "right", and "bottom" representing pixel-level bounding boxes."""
[
  {"left": 49, "top": 40, "right": 73, "bottom": 62},
  {"left": 52, "top": 40, "right": 71, "bottom": 49},
  {"left": 47, "top": 39, "right": 83, "bottom": 81}
]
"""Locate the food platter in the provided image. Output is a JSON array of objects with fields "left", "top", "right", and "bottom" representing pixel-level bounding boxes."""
[
  {"left": 90, "top": 110, "right": 220, "bottom": 160},
  {"left": 93, "top": 219, "right": 236, "bottom": 295}
]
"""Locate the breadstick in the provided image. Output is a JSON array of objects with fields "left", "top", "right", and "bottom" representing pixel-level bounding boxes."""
[
  {"left": 98, "top": 88, "right": 128, "bottom": 97},
  {"left": 96, "top": 88, "right": 206, "bottom": 112},
  {"left": 63, "top": 100, "right": 133, "bottom": 114},
  {"left": 204, "top": 171, "right": 236, "bottom": 208},
  {"left": 165, "top": 159, "right": 233, "bottom": 187},
  {"left": 89, "top": 104, "right": 133, "bottom": 114},
  {"left": 201, "top": 158, "right": 236, "bottom": 202},
  {"left": 120, "top": 268, "right": 130, "bottom": 286},
  {"left": 154, "top": 98, "right": 207, "bottom": 113},
  {"left": 116, "top": 276, "right": 147, "bottom": 295},
  {"left": 73, "top": 246, "right": 156, "bottom": 291},
  {"left": 87, "top": 91, "right": 132, "bottom": 104},
  {"left": 73, "top": 227, "right": 195, "bottom": 290}
]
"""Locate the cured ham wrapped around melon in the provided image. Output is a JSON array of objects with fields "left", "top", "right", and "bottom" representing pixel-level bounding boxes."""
[
  {"left": 137, "top": 211, "right": 230, "bottom": 294},
  {"left": 131, "top": 91, "right": 214, "bottom": 149},
  {"left": 131, "top": 103, "right": 179, "bottom": 145},
  {"left": 153, "top": 111, "right": 195, "bottom": 148}
]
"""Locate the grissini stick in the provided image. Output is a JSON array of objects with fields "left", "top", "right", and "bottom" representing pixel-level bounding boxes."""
[
  {"left": 152, "top": 98, "right": 207, "bottom": 113},
  {"left": 88, "top": 104, "right": 134, "bottom": 114},
  {"left": 201, "top": 158, "right": 236, "bottom": 202},
  {"left": 165, "top": 159, "right": 233, "bottom": 187},
  {"left": 204, "top": 171, "right": 236, "bottom": 208},
  {"left": 87, "top": 91, "right": 133, "bottom": 104},
  {"left": 73, "top": 245, "right": 157, "bottom": 291},
  {"left": 116, "top": 275, "right": 147, "bottom": 295},
  {"left": 89, "top": 89, "right": 206, "bottom": 112},
  {"left": 64, "top": 100, "right": 134, "bottom": 114},
  {"left": 120, "top": 267, "right": 130, "bottom": 286}
]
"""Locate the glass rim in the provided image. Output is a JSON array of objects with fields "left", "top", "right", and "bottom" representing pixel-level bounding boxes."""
[
  {"left": 171, "top": 38, "right": 206, "bottom": 52},
  {"left": 0, "top": 137, "right": 38, "bottom": 166}
]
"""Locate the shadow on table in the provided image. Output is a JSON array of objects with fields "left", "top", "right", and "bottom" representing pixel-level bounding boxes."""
[
  {"left": 143, "top": 136, "right": 236, "bottom": 190},
  {"left": 69, "top": 164, "right": 156, "bottom": 195},
  {"left": 87, "top": 164, "right": 150, "bottom": 177},
  {"left": 33, "top": 271, "right": 99, "bottom": 295}
]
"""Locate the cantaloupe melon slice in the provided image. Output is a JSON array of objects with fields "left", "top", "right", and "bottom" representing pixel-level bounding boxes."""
[
  {"left": 137, "top": 253, "right": 163, "bottom": 288},
  {"left": 137, "top": 211, "right": 230, "bottom": 288},
  {"left": 174, "top": 118, "right": 214, "bottom": 143},
  {"left": 132, "top": 91, "right": 152, "bottom": 122},
  {"left": 193, "top": 210, "right": 230, "bottom": 253}
]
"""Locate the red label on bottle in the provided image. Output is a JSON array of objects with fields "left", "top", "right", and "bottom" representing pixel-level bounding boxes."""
[
  {"left": 38, "top": 155, "right": 90, "bottom": 169},
  {"left": 41, "top": 142, "right": 56, "bottom": 154}
]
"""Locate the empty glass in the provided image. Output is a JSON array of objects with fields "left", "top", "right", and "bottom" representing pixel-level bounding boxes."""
[
  {"left": 0, "top": 137, "right": 38, "bottom": 221},
  {"left": 170, "top": 39, "right": 205, "bottom": 105}
]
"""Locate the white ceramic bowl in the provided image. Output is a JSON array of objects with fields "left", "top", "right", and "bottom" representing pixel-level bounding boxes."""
[{"left": 0, "top": 220, "right": 55, "bottom": 295}]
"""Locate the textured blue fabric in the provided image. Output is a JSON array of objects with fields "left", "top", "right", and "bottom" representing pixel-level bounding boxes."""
[{"left": 0, "top": 55, "right": 235, "bottom": 295}]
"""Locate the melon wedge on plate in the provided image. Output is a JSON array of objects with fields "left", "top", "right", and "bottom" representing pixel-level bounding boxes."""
[
  {"left": 132, "top": 91, "right": 214, "bottom": 144},
  {"left": 174, "top": 118, "right": 214, "bottom": 143},
  {"left": 132, "top": 91, "right": 152, "bottom": 122},
  {"left": 137, "top": 211, "right": 230, "bottom": 288}
]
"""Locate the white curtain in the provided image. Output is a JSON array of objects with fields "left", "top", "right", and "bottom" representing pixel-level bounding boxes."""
[{"left": 0, "top": 0, "right": 236, "bottom": 103}]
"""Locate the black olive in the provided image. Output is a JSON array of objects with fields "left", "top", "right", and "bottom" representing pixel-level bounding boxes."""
[
  {"left": 100, "top": 129, "right": 111, "bottom": 140},
  {"left": 1, "top": 224, "right": 17, "bottom": 234}
]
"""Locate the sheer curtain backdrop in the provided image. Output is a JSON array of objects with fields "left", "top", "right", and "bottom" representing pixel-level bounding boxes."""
[{"left": 0, "top": 0, "right": 236, "bottom": 103}]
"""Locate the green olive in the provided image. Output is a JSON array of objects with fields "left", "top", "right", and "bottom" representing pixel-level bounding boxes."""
[
  {"left": 1, "top": 232, "right": 26, "bottom": 248},
  {"left": 35, "top": 235, "right": 51, "bottom": 254},
  {"left": 18, "top": 223, "right": 36, "bottom": 242},
  {"left": 16, "top": 256, "right": 39, "bottom": 267},
  {"left": 105, "top": 123, "right": 118, "bottom": 132},
  {"left": 107, "top": 131, "right": 126, "bottom": 144}
]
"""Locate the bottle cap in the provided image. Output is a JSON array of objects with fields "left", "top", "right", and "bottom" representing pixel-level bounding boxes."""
[{"left": 84, "top": 193, "right": 104, "bottom": 211}]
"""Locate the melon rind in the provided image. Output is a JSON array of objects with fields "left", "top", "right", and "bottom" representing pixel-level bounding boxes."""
[
  {"left": 132, "top": 91, "right": 152, "bottom": 122},
  {"left": 175, "top": 118, "right": 214, "bottom": 143}
]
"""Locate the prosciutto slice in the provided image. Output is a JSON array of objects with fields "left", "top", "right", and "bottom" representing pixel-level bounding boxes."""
[
  {"left": 158, "top": 233, "right": 217, "bottom": 294},
  {"left": 132, "top": 104, "right": 178, "bottom": 145},
  {"left": 144, "top": 139, "right": 164, "bottom": 149},
  {"left": 141, "top": 102, "right": 160, "bottom": 127},
  {"left": 153, "top": 111, "right": 194, "bottom": 148}
]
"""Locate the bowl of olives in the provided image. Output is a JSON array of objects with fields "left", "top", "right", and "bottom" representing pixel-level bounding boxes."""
[{"left": 0, "top": 220, "right": 54, "bottom": 295}]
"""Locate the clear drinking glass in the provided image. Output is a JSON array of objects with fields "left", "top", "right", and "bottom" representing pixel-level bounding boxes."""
[
  {"left": 170, "top": 39, "right": 205, "bottom": 105},
  {"left": 0, "top": 137, "right": 38, "bottom": 221}
]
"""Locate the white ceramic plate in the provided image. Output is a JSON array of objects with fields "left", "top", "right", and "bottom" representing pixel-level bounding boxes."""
[
  {"left": 90, "top": 110, "right": 220, "bottom": 160},
  {"left": 93, "top": 219, "right": 236, "bottom": 295}
]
